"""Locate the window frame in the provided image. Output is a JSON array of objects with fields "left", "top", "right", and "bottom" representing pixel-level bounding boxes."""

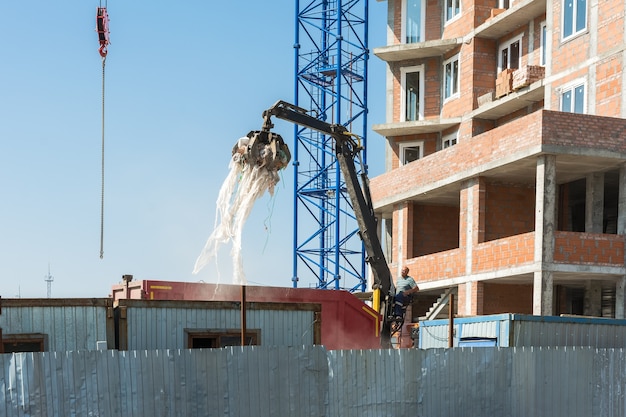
[
  {"left": 185, "top": 329, "right": 261, "bottom": 348},
  {"left": 498, "top": 34, "right": 524, "bottom": 73},
  {"left": 399, "top": 140, "right": 424, "bottom": 165},
  {"left": 443, "top": 54, "right": 460, "bottom": 101},
  {"left": 559, "top": 79, "right": 587, "bottom": 114},
  {"left": 402, "top": 0, "right": 426, "bottom": 44},
  {"left": 540, "top": 21, "right": 547, "bottom": 66},
  {"left": 2, "top": 333, "right": 47, "bottom": 353},
  {"left": 442, "top": 131, "right": 458, "bottom": 149},
  {"left": 561, "top": 0, "right": 587, "bottom": 40},
  {"left": 400, "top": 65, "right": 425, "bottom": 122},
  {"left": 444, "top": 0, "right": 461, "bottom": 24}
]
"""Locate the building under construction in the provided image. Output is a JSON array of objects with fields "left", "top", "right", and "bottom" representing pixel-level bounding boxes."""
[{"left": 371, "top": 0, "right": 626, "bottom": 332}]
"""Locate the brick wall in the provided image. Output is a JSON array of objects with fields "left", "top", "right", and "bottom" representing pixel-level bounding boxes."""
[
  {"left": 371, "top": 110, "right": 544, "bottom": 204},
  {"left": 485, "top": 182, "right": 535, "bottom": 241},
  {"left": 595, "top": 57, "right": 623, "bottom": 117},
  {"left": 372, "top": 111, "right": 626, "bottom": 207},
  {"left": 597, "top": 0, "right": 625, "bottom": 55},
  {"left": 553, "top": 231, "right": 625, "bottom": 265},
  {"left": 472, "top": 232, "right": 535, "bottom": 273},
  {"left": 482, "top": 283, "right": 533, "bottom": 314},
  {"left": 413, "top": 204, "right": 460, "bottom": 256},
  {"left": 401, "top": 247, "right": 466, "bottom": 282}
]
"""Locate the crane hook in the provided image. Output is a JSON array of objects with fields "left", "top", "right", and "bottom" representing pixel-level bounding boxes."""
[{"left": 96, "top": 7, "right": 110, "bottom": 58}]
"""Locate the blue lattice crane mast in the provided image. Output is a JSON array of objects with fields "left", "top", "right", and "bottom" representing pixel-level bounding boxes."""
[{"left": 293, "top": 0, "right": 370, "bottom": 292}]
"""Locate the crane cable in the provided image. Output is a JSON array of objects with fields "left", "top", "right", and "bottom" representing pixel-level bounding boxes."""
[
  {"left": 96, "top": 3, "right": 110, "bottom": 259},
  {"left": 100, "top": 55, "right": 106, "bottom": 259}
]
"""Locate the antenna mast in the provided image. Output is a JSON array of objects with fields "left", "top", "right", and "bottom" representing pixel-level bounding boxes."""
[{"left": 44, "top": 265, "right": 54, "bottom": 298}]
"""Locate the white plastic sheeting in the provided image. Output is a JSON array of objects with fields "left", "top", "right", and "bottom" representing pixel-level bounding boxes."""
[{"left": 193, "top": 144, "right": 281, "bottom": 284}]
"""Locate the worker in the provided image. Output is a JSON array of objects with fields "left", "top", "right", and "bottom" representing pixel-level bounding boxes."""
[{"left": 392, "top": 266, "right": 419, "bottom": 320}]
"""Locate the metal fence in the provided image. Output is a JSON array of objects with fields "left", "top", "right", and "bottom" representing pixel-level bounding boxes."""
[{"left": 2, "top": 346, "right": 626, "bottom": 417}]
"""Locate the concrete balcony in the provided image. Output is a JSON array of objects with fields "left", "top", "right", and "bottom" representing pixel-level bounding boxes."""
[
  {"left": 470, "top": 0, "right": 547, "bottom": 40},
  {"left": 472, "top": 78, "right": 545, "bottom": 120},
  {"left": 370, "top": 110, "right": 626, "bottom": 213},
  {"left": 373, "top": 38, "right": 462, "bottom": 62},
  {"left": 372, "top": 117, "right": 462, "bottom": 136}
]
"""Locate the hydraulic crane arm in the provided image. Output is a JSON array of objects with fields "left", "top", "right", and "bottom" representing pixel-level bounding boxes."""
[{"left": 261, "top": 101, "right": 393, "bottom": 297}]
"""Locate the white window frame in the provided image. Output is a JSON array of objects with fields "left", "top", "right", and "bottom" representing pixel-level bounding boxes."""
[
  {"left": 498, "top": 34, "right": 524, "bottom": 73},
  {"left": 401, "top": 65, "right": 425, "bottom": 122},
  {"left": 540, "top": 22, "right": 547, "bottom": 66},
  {"left": 442, "top": 131, "right": 458, "bottom": 149},
  {"left": 399, "top": 141, "right": 424, "bottom": 165},
  {"left": 444, "top": 0, "right": 461, "bottom": 24},
  {"left": 498, "top": 0, "right": 512, "bottom": 9},
  {"left": 402, "top": 0, "right": 426, "bottom": 44},
  {"left": 559, "top": 79, "right": 587, "bottom": 114},
  {"left": 561, "top": 0, "right": 587, "bottom": 40},
  {"left": 443, "top": 54, "right": 460, "bottom": 101}
]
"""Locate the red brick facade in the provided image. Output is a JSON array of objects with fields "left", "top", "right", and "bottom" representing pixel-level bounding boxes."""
[{"left": 373, "top": 0, "right": 626, "bottom": 322}]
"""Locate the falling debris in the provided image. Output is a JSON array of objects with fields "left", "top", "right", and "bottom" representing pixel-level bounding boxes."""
[{"left": 193, "top": 130, "right": 290, "bottom": 284}]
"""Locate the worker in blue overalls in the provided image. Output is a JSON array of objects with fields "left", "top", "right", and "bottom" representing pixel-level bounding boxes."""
[{"left": 393, "top": 266, "right": 420, "bottom": 320}]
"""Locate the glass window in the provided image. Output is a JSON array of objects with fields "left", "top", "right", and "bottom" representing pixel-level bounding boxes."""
[
  {"left": 498, "top": 36, "right": 523, "bottom": 72},
  {"left": 445, "top": 0, "right": 460, "bottom": 22},
  {"left": 399, "top": 141, "right": 424, "bottom": 165},
  {"left": 443, "top": 132, "right": 458, "bottom": 148},
  {"left": 561, "top": 83, "right": 586, "bottom": 114},
  {"left": 404, "top": 0, "right": 424, "bottom": 43},
  {"left": 563, "top": 0, "right": 587, "bottom": 39},
  {"left": 401, "top": 65, "right": 424, "bottom": 122},
  {"left": 444, "top": 55, "right": 460, "bottom": 100}
]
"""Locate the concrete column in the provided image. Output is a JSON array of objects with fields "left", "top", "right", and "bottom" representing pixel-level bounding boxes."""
[
  {"left": 394, "top": 202, "right": 414, "bottom": 276},
  {"left": 617, "top": 164, "right": 626, "bottom": 234},
  {"left": 462, "top": 281, "right": 484, "bottom": 316},
  {"left": 533, "top": 155, "right": 556, "bottom": 315},
  {"left": 583, "top": 280, "right": 603, "bottom": 316},
  {"left": 585, "top": 172, "right": 604, "bottom": 233},
  {"left": 461, "top": 177, "right": 485, "bottom": 276},
  {"left": 617, "top": 165, "right": 626, "bottom": 318},
  {"left": 616, "top": 276, "right": 626, "bottom": 319}
]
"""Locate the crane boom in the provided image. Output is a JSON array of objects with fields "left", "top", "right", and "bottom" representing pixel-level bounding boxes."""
[{"left": 260, "top": 101, "right": 395, "bottom": 346}]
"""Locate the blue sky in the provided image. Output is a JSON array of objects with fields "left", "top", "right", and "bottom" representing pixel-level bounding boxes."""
[{"left": 0, "top": 1, "right": 388, "bottom": 298}]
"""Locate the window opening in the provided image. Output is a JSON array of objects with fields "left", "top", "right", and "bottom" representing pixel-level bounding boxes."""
[
  {"left": 562, "top": 0, "right": 587, "bottom": 39},
  {"left": 401, "top": 65, "right": 424, "bottom": 121},
  {"left": 2, "top": 333, "right": 46, "bottom": 353},
  {"left": 404, "top": 0, "right": 424, "bottom": 43},
  {"left": 445, "top": 0, "right": 460, "bottom": 22},
  {"left": 560, "top": 82, "right": 586, "bottom": 114},
  {"left": 443, "top": 55, "right": 460, "bottom": 100},
  {"left": 443, "top": 131, "right": 458, "bottom": 148},
  {"left": 399, "top": 141, "right": 424, "bottom": 165},
  {"left": 499, "top": 36, "right": 522, "bottom": 72},
  {"left": 186, "top": 329, "right": 260, "bottom": 348}
]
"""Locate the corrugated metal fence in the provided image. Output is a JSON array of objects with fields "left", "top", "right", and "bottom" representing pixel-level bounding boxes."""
[{"left": 2, "top": 346, "right": 626, "bottom": 417}]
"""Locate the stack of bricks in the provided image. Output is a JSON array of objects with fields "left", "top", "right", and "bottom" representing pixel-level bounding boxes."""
[
  {"left": 512, "top": 65, "right": 546, "bottom": 90},
  {"left": 495, "top": 69, "right": 514, "bottom": 98}
]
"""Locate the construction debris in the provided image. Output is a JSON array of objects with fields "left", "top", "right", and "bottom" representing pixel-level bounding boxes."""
[{"left": 192, "top": 132, "right": 290, "bottom": 284}]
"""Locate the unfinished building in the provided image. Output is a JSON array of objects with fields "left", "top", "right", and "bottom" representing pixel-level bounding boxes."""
[{"left": 371, "top": 0, "right": 626, "bottom": 322}]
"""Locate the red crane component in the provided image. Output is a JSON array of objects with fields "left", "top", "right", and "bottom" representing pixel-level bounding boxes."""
[{"left": 96, "top": 7, "right": 110, "bottom": 58}]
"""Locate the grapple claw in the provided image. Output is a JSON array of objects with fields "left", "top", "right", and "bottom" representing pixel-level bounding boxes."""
[{"left": 232, "top": 130, "right": 291, "bottom": 173}]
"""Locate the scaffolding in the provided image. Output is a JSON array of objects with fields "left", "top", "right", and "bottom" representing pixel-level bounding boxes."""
[{"left": 292, "top": 0, "right": 369, "bottom": 291}]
